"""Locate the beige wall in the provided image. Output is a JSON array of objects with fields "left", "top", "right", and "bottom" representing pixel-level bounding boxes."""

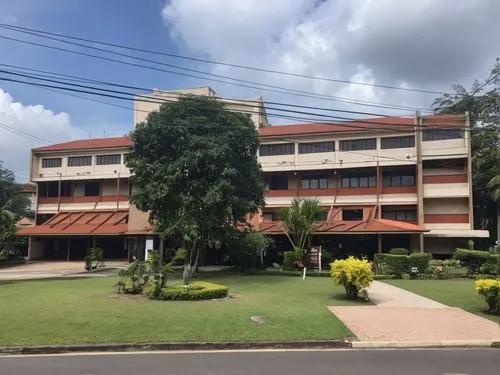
[
  {"left": 28, "top": 238, "right": 44, "bottom": 260},
  {"left": 423, "top": 198, "right": 468, "bottom": 215},
  {"left": 423, "top": 183, "right": 469, "bottom": 198}
]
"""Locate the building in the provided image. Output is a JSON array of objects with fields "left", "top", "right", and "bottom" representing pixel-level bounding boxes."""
[{"left": 17, "top": 87, "right": 489, "bottom": 260}]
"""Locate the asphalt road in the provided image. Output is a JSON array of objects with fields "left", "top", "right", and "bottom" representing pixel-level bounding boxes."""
[{"left": 0, "top": 349, "right": 499, "bottom": 375}]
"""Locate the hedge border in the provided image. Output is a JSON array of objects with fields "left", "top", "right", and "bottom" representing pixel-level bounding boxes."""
[{"left": 144, "top": 281, "right": 229, "bottom": 301}]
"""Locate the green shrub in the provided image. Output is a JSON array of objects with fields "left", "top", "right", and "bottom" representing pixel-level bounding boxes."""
[
  {"left": 389, "top": 248, "right": 409, "bottom": 255},
  {"left": 373, "top": 254, "right": 389, "bottom": 275},
  {"left": 381, "top": 254, "right": 410, "bottom": 278},
  {"left": 144, "top": 281, "right": 229, "bottom": 301},
  {"left": 146, "top": 250, "right": 161, "bottom": 273},
  {"left": 116, "top": 261, "right": 150, "bottom": 294},
  {"left": 454, "top": 249, "right": 492, "bottom": 275},
  {"left": 171, "top": 248, "right": 187, "bottom": 266},
  {"left": 84, "top": 247, "right": 105, "bottom": 271},
  {"left": 408, "top": 252, "right": 432, "bottom": 273},
  {"left": 226, "top": 232, "right": 270, "bottom": 271},
  {"left": 475, "top": 279, "right": 500, "bottom": 315},
  {"left": 283, "top": 251, "right": 297, "bottom": 270},
  {"left": 330, "top": 257, "right": 373, "bottom": 300}
]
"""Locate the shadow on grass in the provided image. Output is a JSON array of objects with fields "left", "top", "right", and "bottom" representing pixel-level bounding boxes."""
[
  {"left": 0, "top": 275, "right": 113, "bottom": 286},
  {"left": 330, "top": 292, "right": 373, "bottom": 305}
]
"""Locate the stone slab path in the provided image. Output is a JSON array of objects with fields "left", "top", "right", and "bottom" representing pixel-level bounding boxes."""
[{"left": 329, "top": 281, "right": 500, "bottom": 342}]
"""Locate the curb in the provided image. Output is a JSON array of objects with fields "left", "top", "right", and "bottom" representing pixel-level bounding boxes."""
[
  {"left": 351, "top": 340, "right": 500, "bottom": 349},
  {"left": 0, "top": 340, "right": 351, "bottom": 356}
]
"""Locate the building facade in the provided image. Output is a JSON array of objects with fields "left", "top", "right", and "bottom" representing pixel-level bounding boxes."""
[{"left": 17, "top": 87, "right": 489, "bottom": 260}]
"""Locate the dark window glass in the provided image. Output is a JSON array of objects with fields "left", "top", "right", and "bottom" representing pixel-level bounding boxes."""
[
  {"left": 45, "top": 182, "right": 58, "bottom": 197},
  {"left": 342, "top": 209, "right": 363, "bottom": 221},
  {"left": 301, "top": 175, "right": 329, "bottom": 190},
  {"left": 359, "top": 176, "right": 368, "bottom": 188},
  {"left": 340, "top": 138, "right": 376, "bottom": 151},
  {"left": 42, "top": 158, "right": 61, "bottom": 168},
  {"left": 423, "top": 128, "right": 462, "bottom": 141},
  {"left": 84, "top": 181, "right": 100, "bottom": 196},
  {"left": 298, "top": 141, "right": 335, "bottom": 154},
  {"left": 319, "top": 178, "right": 328, "bottom": 189},
  {"left": 259, "top": 143, "right": 294, "bottom": 156},
  {"left": 382, "top": 209, "right": 416, "bottom": 222},
  {"left": 406, "top": 211, "right": 416, "bottom": 221},
  {"left": 68, "top": 156, "right": 92, "bottom": 167},
  {"left": 369, "top": 176, "right": 376, "bottom": 187},
  {"left": 61, "top": 181, "right": 72, "bottom": 197},
  {"left": 265, "top": 175, "right": 288, "bottom": 190},
  {"left": 381, "top": 136, "right": 415, "bottom": 149},
  {"left": 96, "top": 154, "right": 121, "bottom": 165},
  {"left": 301, "top": 179, "right": 310, "bottom": 189},
  {"left": 383, "top": 168, "right": 416, "bottom": 187},
  {"left": 341, "top": 171, "right": 376, "bottom": 188},
  {"left": 310, "top": 179, "right": 318, "bottom": 189},
  {"left": 341, "top": 177, "right": 350, "bottom": 188},
  {"left": 391, "top": 176, "right": 401, "bottom": 186},
  {"left": 401, "top": 175, "right": 415, "bottom": 186}
]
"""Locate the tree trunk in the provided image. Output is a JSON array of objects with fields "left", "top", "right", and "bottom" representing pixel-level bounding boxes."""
[{"left": 345, "top": 284, "right": 359, "bottom": 300}]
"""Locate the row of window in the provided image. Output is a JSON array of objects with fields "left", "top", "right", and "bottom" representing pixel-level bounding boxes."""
[
  {"left": 259, "top": 129, "right": 463, "bottom": 156},
  {"left": 41, "top": 154, "right": 123, "bottom": 168},
  {"left": 38, "top": 181, "right": 101, "bottom": 197},
  {"left": 262, "top": 208, "right": 416, "bottom": 222}
]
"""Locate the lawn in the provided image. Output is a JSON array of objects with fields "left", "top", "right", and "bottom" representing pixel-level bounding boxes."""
[
  {"left": 0, "top": 274, "right": 358, "bottom": 346},
  {"left": 384, "top": 279, "right": 500, "bottom": 323}
]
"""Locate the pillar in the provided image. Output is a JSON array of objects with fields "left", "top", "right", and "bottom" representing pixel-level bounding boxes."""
[
  {"left": 415, "top": 111, "right": 424, "bottom": 253},
  {"left": 377, "top": 234, "right": 382, "bottom": 254},
  {"left": 66, "top": 238, "right": 71, "bottom": 262}
]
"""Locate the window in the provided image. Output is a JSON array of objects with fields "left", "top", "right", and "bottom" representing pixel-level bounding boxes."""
[
  {"left": 96, "top": 154, "right": 121, "bottom": 165},
  {"left": 298, "top": 141, "right": 335, "bottom": 154},
  {"left": 301, "top": 175, "right": 328, "bottom": 189},
  {"left": 263, "top": 212, "right": 280, "bottom": 222},
  {"left": 38, "top": 181, "right": 59, "bottom": 197},
  {"left": 342, "top": 209, "right": 363, "bottom": 221},
  {"left": 382, "top": 209, "right": 416, "bottom": 222},
  {"left": 61, "top": 181, "right": 72, "bottom": 197},
  {"left": 340, "top": 138, "right": 376, "bottom": 151},
  {"left": 41, "top": 158, "right": 61, "bottom": 168},
  {"left": 84, "top": 181, "right": 100, "bottom": 196},
  {"left": 383, "top": 168, "right": 416, "bottom": 187},
  {"left": 68, "top": 156, "right": 92, "bottom": 167},
  {"left": 423, "top": 128, "right": 462, "bottom": 141},
  {"left": 341, "top": 171, "right": 376, "bottom": 188},
  {"left": 264, "top": 175, "right": 288, "bottom": 190},
  {"left": 381, "top": 136, "right": 415, "bottom": 149},
  {"left": 259, "top": 143, "right": 294, "bottom": 156}
]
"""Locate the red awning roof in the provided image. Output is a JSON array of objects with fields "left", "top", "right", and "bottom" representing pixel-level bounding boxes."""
[
  {"left": 254, "top": 218, "right": 427, "bottom": 234},
  {"left": 33, "top": 136, "right": 132, "bottom": 152},
  {"left": 16, "top": 210, "right": 129, "bottom": 236}
]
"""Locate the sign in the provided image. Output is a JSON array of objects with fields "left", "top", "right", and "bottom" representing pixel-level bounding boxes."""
[
  {"left": 308, "top": 246, "right": 322, "bottom": 269},
  {"left": 144, "top": 239, "right": 154, "bottom": 260},
  {"left": 411, "top": 266, "right": 419, "bottom": 274}
]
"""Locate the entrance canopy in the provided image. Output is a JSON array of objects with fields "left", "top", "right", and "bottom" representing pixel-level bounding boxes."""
[{"left": 17, "top": 210, "right": 129, "bottom": 236}]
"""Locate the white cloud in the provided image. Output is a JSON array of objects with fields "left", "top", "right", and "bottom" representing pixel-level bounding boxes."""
[{"left": 0, "top": 88, "right": 84, "bottom": 180}]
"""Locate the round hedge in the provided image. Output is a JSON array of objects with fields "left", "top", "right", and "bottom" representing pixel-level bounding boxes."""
[{"left": 144, "top": 281, "right": 229, "bottom": 301}]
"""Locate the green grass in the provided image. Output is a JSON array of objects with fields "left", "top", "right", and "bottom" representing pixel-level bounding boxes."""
[
  {"left": 384, "top": 279, "right": 500, "bottom": 323},
  {"left": 0, "top": 274, "right": 360, "bottom": 346}
]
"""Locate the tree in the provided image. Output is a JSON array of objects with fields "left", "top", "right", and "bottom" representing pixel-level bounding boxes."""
[
  {"left": 433, "top": 59, "right": 500, "bottom": 243},
  {"left": 488, "top": 175, "right": 500, "bottom": 203},
  {"left": 126, "top": 96, "right": 264, "bottom": 284},
  {"left": 279, "top": 198, "right": 324, "bottom": 255}
]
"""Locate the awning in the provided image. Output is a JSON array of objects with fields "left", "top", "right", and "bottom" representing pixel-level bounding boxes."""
[
  {"left": 16, "top": 210, "right": 129, "bottom": 236},
  {"left": 424, "top": 229, "right": 490, "bottom": 238},
  {"left": 255, "top": 218, "right": 428, "bottom": 234}
]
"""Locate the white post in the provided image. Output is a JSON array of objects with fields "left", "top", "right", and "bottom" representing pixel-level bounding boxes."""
[
  {"left": 318, "top": 250, "right": 322, "bottom": 272},
  {"left": 302, "top": 267, "right": 307, "bottom": 280}
]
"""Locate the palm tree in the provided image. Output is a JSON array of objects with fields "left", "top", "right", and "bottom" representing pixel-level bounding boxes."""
[
  {"left": 279, "top": 198, "right": 324, "bottom": 253},
  {"left": 0, "top": 201, "right": 15, "bottom": 242}
]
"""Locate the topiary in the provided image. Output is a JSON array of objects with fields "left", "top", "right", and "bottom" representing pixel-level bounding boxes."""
[{"left": 330, "top": 256, "right": 373, "bottom": 300}]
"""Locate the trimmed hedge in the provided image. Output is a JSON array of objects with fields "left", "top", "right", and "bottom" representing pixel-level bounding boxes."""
[
  {"left": 381, "top": 254, "right": 410, "bottom": 277},
  {"left": 252, "top": 269, "right": 331, "bottom": 277},
  {"left": 454, "top": 249, "right": 493, "bottom": 275},
  {"left": 144, "top": 281, "right": 228, "bottom": 301},
  {"left": 283, "top": 251, "right": 297, "bottom": 271},
  {"left": 389, "top": 248, "right": 409, "bottom": 255},
  {"left": 408, "top": 252, "right": 432, "bottom": 273}
]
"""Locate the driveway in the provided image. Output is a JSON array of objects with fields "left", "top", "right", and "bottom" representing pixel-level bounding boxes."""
[
  {"left": 0, "top": 261, "right": 126, "bottom": 280},
  {"left": 329, "top": 281, "right": 500, "bottom": 342}
]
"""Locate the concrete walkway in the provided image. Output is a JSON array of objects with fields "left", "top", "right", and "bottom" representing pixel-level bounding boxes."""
[{"left": 329, "top": 281, "right": 500, "bottom": 343}]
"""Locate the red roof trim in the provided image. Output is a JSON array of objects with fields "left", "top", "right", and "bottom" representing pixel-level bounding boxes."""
[{"left": 33, "top": 136, "right": 132, "bottom": 152}]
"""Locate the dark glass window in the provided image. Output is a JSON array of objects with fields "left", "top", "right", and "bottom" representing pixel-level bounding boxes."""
[
  {"left": 39, "top": 181, "right": 59, "bottom": 197},
  {"left": 263, "top": 212, "right": 280, "bottom": 222},
  {"left": 84, "top": 181, "right": 100, "bottom": 196},
  {"left": 342, "top": 209, "right": 363, "bottom": 221},
  {"left": 61, "top": 181, "right": 72, "bottom": 197},
  {"left": 96, "top": 154, "right": 121, "bottom": 165},
  {"left": 382, "top": 209, "right": 416, "bottom": 222},
  {"left": 341, "top": 171, "right": 376, "bottom": 188},
  {"left": 383, "top": 168, "right": 416, "bottom": 187},
  {"left": 41, "top": 158, "right": 61, "bottom": 168},
  {"left": 381, "top": 136, "right": 415, "bottom": 149},
  {"left": 68, "top": 156, "right": 92, "bottom": 167},
  {"left": 259, "top": 143, "right": 294, "bottom": 156},
  {"left": 264, "top": 175, "right": 288, "bottom": 190},
  {"left": 423, "top": 128, "right": 462, "bottom": 141},
  {"left": 340, "top": 138, "right": 376, "bottom": 151},
  {"left": 301, "top": 175, "right": 328, "bottom": 189},
  {"left": 298, "top": 141, "right": 335, "bottom": 154}
]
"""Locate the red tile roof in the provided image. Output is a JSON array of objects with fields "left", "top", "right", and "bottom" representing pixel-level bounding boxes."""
[
  {"left": 259, "top": 114, "right": 466, "bottom": 137},
  {"left": 33, "top": 136, "right": 132, "bottom": 152}
]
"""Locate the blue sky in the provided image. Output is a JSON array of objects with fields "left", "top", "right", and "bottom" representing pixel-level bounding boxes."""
[{"left": 0, "top": 0, "right": 498, "bottom": 180}]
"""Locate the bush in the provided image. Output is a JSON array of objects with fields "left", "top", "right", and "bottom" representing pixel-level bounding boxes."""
[
  {"left": 84, "top": 247, "right": 105, "bottom": 271},
  {"left": 408, "top": 252, "right": 432, "bottom": 274},
  {"left": 226, "top": 232, "right": 270, "bottom": 271},
  {"left": 144, "top": 281, "right": 228, "bottom": 301},
  {"left": 171, "top": 248, "right": 187, "bottom": 266},
  {"left": 381, "top": 254, "right": 410, "bottom": 278},
  {"left": 330, "top": 256, "right": 373, "bottom": 300},
  {"left": 475, "top": 279, "right": 500, "bottom": 315},
  {"left": 479, "top": 258, "right": 499, "bottom": 276},
  {"left": 454, "top": 249, "right": 492, "bottom": 275},
  {"left": 283, "top": 251, "right": 297, "bottom": 270},
  {"left": 116, "top": 261, "right": 150, "bottom": 294},
  {"left": 389, "top": 248, "right": 409, "bottom": 255}
]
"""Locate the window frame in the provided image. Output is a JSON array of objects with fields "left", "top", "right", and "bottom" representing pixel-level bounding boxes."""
[
  {"left": 342, "top": 209, "right": 363, "bottom": 221},
  {"left": 339, "top": 138, "right": 376, "bottom": 151},
  {"left": 382, "top": 209, "right": 416, "bottom": 222},
  {"left": 341, "top": 172, "right": 376, "bottom": 188},
  {"left": 41, "top": 158, "right": 62, "bottom": 168},
  {"left": 301, "top": 175, "right": 328, "bottom": 190},
  {"left": 381, "top": 135, "right": 415, "bottom": 149},
  {"left": 298, "top": 141, "right": 335, "bottom": 154},
  {"left": 84, "top": 181, "right": 100, "bottom": 197},
  {"left": 422, "top": 128, "right": 463, "bottom": 141},
  {"left": 68, "top": 156, "right": 92, "bottom": 167},
  {"left": 259, "top": 143, "right": 295, "bottom": 156},
  {"left": 96, "top": 154, "right": 121, "bottom": 165}
]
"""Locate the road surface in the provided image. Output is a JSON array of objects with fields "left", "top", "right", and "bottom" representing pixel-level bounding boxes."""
[{"left": 0, "top": 349, "right": 498, "bottom": 375}]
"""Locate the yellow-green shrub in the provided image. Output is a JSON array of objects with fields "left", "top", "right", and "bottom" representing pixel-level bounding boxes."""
[
  {"left": 475, "top": 279, "right": 500, "bottom": 314},
  {"left": 330, "top": 257, "right": 373, "bottom": 300}
]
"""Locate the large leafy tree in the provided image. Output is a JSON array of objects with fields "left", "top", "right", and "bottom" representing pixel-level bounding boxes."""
[
  {"left": 433, "top": 59, "right": 500, "bottom": 243},
  {"left": 127, "top": 96, "right": 264, "bottom": 283}
]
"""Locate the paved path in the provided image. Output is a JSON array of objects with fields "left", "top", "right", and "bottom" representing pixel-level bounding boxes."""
[
  {"left": 1, "top": 349, "right": 499, "bottom": 375},
  {"left": 329, "top": 281, "right": 500, "bottom": 342}
]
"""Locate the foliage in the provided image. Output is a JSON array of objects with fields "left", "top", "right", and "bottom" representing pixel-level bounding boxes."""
[
  {"left": 408, "top": 252, "right": 432, "bottom": 274},
  {"left": 283, "top": 251, "right": 297, "bottom": 271},
  {"left": 389, "top": 248, "right": 409, "bottom": 255},
  {"left": 330, "top": 257, "right": 373, "bottom": 300},
  {"left": 116, "top": 261, "right": 150, "bottom": 294},
  {"left": 84, "top": 247, "right": 105, "bottom": 271},
  {"left": 380, "top": 254, "right": 410, "bottom": 278},
  {"left": 479, "top": 259, "right": 499, "bottom": 276},
  {"left": 170, "top": 248, "right": 187, "bottom": 266},
  {"left": 433, "top": 59, "right": 500, "bottom": 242},
  {"left": 454, "top": 248, "right": 493, "bottom": 275},
  {"left": 279, "top": 198, "right": 324, "bottom": 252},
  {"left": 127, "top": 96, "right": 264, "bottom": 285},
  {"left": 252, "top": 268, "right": 331, "bottom": 277},
  {"left": 226, "top": 231, "right": 270, "bottom": 271},
  {"left": 146, "top": 249, "right": 161, "bottom": 273},
  {"left": 144, "top": 281, "right": 229, "bottom": 301},
  {"left": 488, "top": 175, "right": 500, "bottom": 203},
  {"left": 475, "top": 279, "right": 500, "bottom": 315},
  {"left": 427, "top": 262, "right": 449, "bottom": 280}
]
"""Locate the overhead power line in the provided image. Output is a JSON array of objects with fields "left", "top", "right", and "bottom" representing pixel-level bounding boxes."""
[
  {"left": 0, "top": 23, "right": 450, "bottom": 96},
  {"left": 0, "top": 121, "right": 52, "bottom": 144}
]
